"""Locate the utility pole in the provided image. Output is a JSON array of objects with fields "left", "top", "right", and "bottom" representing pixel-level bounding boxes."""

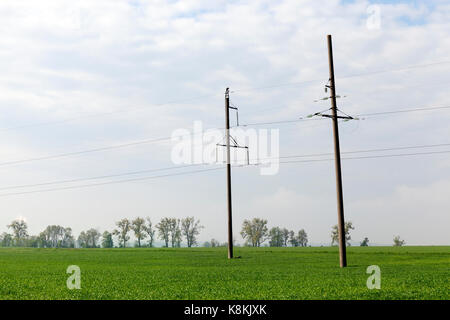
[
  {"left": 225, "top": 88, "right": 233, "bottom": 259},
  {"left": 327, "top": 35, "right": 347, "bottom": 268}
]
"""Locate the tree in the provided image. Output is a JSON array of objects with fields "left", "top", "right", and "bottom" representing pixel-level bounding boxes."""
[
  {"left": 289, "top": 230, "right": 299, "bottom": 247},
  {"left": 7, "top": 219, "right": 28, "bottom": 246},
  {"left": 268, "top": 227, "right": 283, "bottom": 247},
  {"left": 181, "top": 217, "right": 203, "bottom": 248},
  {"left": 86, "top": 229, "right": 101, "bottom": 248},
  {"left": 78, "top": 231, "right": 89, "bottom": 248},
  {"left": 240, "top": 218, "right": 268, "bottom": 247},
  {"left": 360, "top": 237, "right": 369, "bottom": 247},
  {"left": 0, "top": 232, "right": 13, "bottom": 247},
  {"left": 102, "top": 231, "right": 114, "bottom": 248},
  {"left": 113, "top": 219, "right": 131, "bottom": 248},
  {"left": 62, "top": 227, "right": 75, "bottom": 248},
  {"left": 145, "top": 217, "right": 156, "bottom": 247},
  {"left": 393, "top": 236, "right": 405, "bottom": 247},
  {"left": 210, "top": 239, "right": 220, "bottom": 248},
  {"left": 131, "top": 217, "right": 147, "bottom": 247},
  {"left": 156, "top": 218, "right": 171, "bottom": 247},
  {"left": 41, "top": 225, "right": 64, "bottom": 248},
  {"left": 281, "top": 228, "right": 290, "bottom": 247},
  {"left": 166, "top": 218, "right": 181, "bottom": 248},
  {"left": 297, "top": 229, "right": 308, "bottom": 247},
  {"left": 331, "top": 221, "right": 354, "bottom": 246}
]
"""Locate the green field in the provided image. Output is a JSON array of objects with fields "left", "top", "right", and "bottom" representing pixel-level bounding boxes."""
[{"left": 0, "top": 246, "right": 448, "bottom": 300}]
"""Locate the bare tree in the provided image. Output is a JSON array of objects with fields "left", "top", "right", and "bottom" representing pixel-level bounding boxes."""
[
  {"left": 240, "top": 218, "right": 268, "bottom": 247},
  {"left": 181, "top": 217, "right": 203, "bottom": 247},
  {"left": 131, "top": 217, "right": 147, "bottom": 247},
  {"left": 113, "top": 218, "right": 131, "bottom": 248}
]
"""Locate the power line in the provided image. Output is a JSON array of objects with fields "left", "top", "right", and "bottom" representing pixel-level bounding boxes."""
[
  {"left": 3, "top": 60, "right": 449, "bottom": 132},
  {"left": 357, "top": 105, "right": 450, "bottom": 117},
  {"left": 232, "top": 60, "right": 450, "bottom": 93},
  {"left": 0, "top": 166, "right": 224, "bottom": 198},
  {"left": 0, "top": 163, "right": 205, "bottom": 191},
  {"left": 277, "top": 149, "right": 450, "bottom": 164},
  {"left": 0, "top": 92, "right": 222, "bottom": 132},
  {"left": 1, "top": 103, "right": 449, "bottom": 168},
  {"left": 1, "top": 142, "right": 449, "bottom": 193},
  {"left": 1, "top": 149, "right": 449, "bottom": 198}
]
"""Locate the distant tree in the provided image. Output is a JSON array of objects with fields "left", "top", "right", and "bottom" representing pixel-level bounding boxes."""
[
  {"left": 181, "top": 217, "right": 203, "bottom": 247},
  {"left": 145, "top": 218, "right": 156, "bottom": 247},
  {"left": 331, "top": 221, "right": 354, "bottom": 246},
  {"left": 78, "top": 231, "right": 89, "bottom": 248},
  {"left": 62, "top": 227, "right": 75, "bottom": 248},
  {"left": 203, "top": 241, "right": 211, "bottom": 248},
  {"left": 101, "top": 231, "right": 114, "bottom": 248},
  {"left": 157, "top": 218, "right": 172, "bottom": 247},
  {"left": 113, "top": 219, "right": 131, "bottom": 248},
  {"left": 240, "top": 218, "right": 268, "bottom": 247},
  {"left": 86, "top": 229, "right": 101, "bottom": 248},
  {"left": 288, "top": 230, "right": 299, "bottom": 247},
  {"left": 0, "top": 232, "right": 13, "bottom": 247},
  {"left": 26, "top": 236, "right": 40, "bottom": 248},
  {"left": 131, "top": 217, "right": 147, "bottom": 248},
  {"left": 41, "top": 225, "right": 64, "bottom": 248},
  {"left": 7, "top": 219, "right": 28, "bottom": 246},
  {"left": 393, "top": 236, "right": 405, "bottom": 247},
  {"left": 210, "top": 239, "right": 220, "bottom": 248},
  {"left": 38, "top": 230, "right": 51, "bottom": 248},
  {"left": 360, "top": 237, "right": 369, "bottom": 247},
  {"left": 166, "top": 218, "right": 181, "bottom": 248},
  {"left": 297, "top": 229, "right": 308, "bottom": 247},
  {"left": 281, "top": 228, "right": 290, "bottom": 247},
  {"left": 268, "top": 227, "right": 284, "bottom": 247}
]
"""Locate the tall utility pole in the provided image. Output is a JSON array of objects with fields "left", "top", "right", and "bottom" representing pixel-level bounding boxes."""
[
  {"left": 327, "top": 35, "right": 347, "bottom": 267},
  {"left": 225, "top": 88, "right": 233, "bottom": 259}
]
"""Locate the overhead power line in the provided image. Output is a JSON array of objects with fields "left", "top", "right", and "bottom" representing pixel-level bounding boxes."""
[
  {"left": 0, "top": 142, "right": 449, "bottom": 195},
  {"left": 2, "top": 59, "right": 449, "bottom": 132},
  {"left": 1, "top": 104, "right": 449, "bottom": 168},
  {"left": 0, "top": 166, "right": 225, "bottom": 198},
  {"left": 1, "top": 148, "right": 449, "bottom": 198},
  {"left": 232, "top": 60, "right": 450, "bottom": 93}
]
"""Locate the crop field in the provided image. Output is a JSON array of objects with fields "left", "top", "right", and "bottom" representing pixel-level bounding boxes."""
[{"left": 0, "top": 246, "right": 448, "bottom": 300}]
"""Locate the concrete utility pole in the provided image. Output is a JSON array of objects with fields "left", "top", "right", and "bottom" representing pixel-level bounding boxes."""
[
  {"left": 327, "top": 35, "right": 347, "bottom": 267},
  {"left": 225, "top": 88, "right": 233, "bottom": 259}
]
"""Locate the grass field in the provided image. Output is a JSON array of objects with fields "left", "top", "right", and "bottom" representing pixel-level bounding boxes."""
[{"left": 0, "top": 246, "right": 448, "bottom": 300}]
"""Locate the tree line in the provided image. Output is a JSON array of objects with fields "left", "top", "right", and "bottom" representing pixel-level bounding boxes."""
[
  {"left": 0, "top": 217, "right": 406, "bottom": 248},
  {"left": 0, "top": 217, "right": 203, "bottom": 248},
  {"left": 239, "top": 218, "right": 309, "bottom": 247}
]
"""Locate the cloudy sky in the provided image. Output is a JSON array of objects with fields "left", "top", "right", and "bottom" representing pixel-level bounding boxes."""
[{"left": 0, "top": 0, "right": 449, "bottom": 246}]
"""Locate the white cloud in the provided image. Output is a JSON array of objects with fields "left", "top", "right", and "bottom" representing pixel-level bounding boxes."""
[{"left": 0, "top": 0, "right": 448, "bottom": 245}]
